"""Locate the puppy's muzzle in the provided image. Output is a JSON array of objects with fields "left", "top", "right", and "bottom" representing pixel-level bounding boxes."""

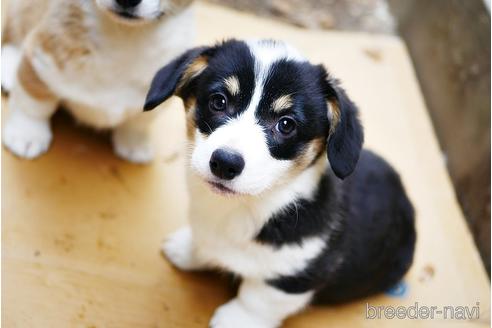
[{"left": 209, "top": 149, "right": 245, "bottom": 180}]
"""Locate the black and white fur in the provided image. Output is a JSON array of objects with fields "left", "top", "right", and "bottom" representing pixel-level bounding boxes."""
[{"left": 144, "top": 39, "right": 416, "bottom": 327}]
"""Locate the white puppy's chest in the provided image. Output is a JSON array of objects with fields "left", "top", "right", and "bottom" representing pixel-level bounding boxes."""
[
  {"left": 31, "top": 8, "right": 194, "bottom": 128},
  {"left": 188, "top": 166, "right": 326, "bottom": 280},
  {"left": 53, "top": 57, "right": 150, "bottom": 127}
]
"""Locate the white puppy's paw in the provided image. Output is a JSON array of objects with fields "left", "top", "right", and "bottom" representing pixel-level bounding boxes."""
[
  {"left": 1, "top": 45, "right": 22, "bottom": 92},
  {"left": 3, "top": 112, "right": 52, "bottom": 159},
  {"left": 162, "top": 227, "right": 202, "bottom": 271},
  {"left": 112, "top": 128, "right": 155, "bottom": 164},
  {"left": 210, "top": 300, "right": 276, "bottom": 328}
]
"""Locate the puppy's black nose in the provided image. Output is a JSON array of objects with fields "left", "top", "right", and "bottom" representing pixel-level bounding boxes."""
[
  {"left": 116, "top": 0, "right": 142, "bottom": 9},
  {"left": 210, "top": 149, "right": 245, "bottom": 180}
]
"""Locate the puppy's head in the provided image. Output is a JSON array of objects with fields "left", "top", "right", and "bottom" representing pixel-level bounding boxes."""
[
  {"left": 145, "top": 39, "right": 363, "bottom": 196},
  {"left": 95, "top": 0, "right": 192, "bottom": 23}
]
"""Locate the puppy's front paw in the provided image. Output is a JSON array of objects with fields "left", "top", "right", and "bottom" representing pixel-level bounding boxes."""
[
  {"left": 210, "top": 300, "right": 276, "bottom": 328},
  {"left": 162, "top": 227, "right": 202, "bottom": 271},
  {"left": 3, "top": 113, "right": 52, "bottom": 159},
  {"left": 112, "top": 128, "right": 154, "bottom": 164}
]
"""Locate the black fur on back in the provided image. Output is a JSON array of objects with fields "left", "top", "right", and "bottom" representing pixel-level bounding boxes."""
[{"left": 258, "top": 150, "right": 416, "bottom": 304}]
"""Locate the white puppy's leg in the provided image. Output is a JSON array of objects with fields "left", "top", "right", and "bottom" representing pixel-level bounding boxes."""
[
  {"left": 162, "top": 226, "right": 208, "bottom": 271},
  {"left": 211, "top": 279, "right": 313, "bottom": 328},
  {"left": 3, "top": 56, "right": 58, "bottom": 159},
  {"left": 1, "top": 44, "right": 22, "bottom": 92},
  {"left": 112, "top": 110, "right": 158, "bottom": 164}
]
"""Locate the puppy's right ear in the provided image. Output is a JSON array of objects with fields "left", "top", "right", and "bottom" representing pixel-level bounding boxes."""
[
  {"left": 144, "top": 46, "right": 212, "bottom": 111},
  {"left": 318, "top": 65, "right": 364, "bottom": 180}
]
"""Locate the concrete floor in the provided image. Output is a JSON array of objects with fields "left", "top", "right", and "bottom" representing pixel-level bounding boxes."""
[{"left": 2, "top": 3, "right": 490, "bottom": 327}]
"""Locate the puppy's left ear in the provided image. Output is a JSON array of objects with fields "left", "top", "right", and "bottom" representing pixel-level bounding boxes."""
[
  {"left": 319, "top": 66, "right": 364, "bottom": 179},
  {"left": 144, "top": 46, "right": 213, "bottom": 111}
]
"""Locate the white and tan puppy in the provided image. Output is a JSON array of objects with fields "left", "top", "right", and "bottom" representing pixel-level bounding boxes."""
[{"left": 2, "top": 0, "right": 194, "bottom": 162}]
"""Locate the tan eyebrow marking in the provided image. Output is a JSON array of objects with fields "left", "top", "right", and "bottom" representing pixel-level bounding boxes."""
[
  {"left": 224, "top": 75, "right": 240, "bottom": 96},
  {"left": 272, "top": 94, "right": 293, "bottom": 113}
]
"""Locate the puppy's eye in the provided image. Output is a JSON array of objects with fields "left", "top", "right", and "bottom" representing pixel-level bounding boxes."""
[
  {"left": 276, "top": 117, "right": 297, "bottom": 135},
  {"left": 209, "top": 93, "right": 227, "bottom": 111}
]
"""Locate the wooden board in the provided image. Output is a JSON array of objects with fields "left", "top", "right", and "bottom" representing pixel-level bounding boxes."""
[{"left": 2, "top": 2, "right": 490, "bottom": 327}]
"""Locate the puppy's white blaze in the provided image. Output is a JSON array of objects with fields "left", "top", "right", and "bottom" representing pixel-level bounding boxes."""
[
  {"left": 244, "top": 40, "right": 304, "bottom": 115},
  {"left": 245, "top": 40, "right": 306, "bottom": 120},
  {"left": 246, "top": 39, "right": 306, "bottom": 67}
]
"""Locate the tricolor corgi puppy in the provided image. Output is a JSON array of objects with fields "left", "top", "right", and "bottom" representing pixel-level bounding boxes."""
[{"left": 145, "top": 39, "right": 416, "bottom": 328}]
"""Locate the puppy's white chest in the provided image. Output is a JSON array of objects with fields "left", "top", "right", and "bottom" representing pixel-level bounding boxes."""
[
  {"left": 194, "top": 229, "right": 325, "bottom": 280},
  {"left": 188, "top": 174, "right": 325, "bottom": 279}
]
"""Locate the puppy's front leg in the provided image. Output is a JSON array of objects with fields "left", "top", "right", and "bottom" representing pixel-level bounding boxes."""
[
  {"left": 3, "top": 56, "right": 58, "bottom": 159},
  {"left": 161, "top": 226, "right": 208, "bottom": 271},
  {"left": 112, "top": 110, "right": 159, "bottom": 164},
  {"left": 211, "top": 279, "right": 313, "bottom": 328}
]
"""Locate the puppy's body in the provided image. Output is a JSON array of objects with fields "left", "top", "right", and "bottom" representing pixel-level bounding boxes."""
[
  {"left": 186, "top": 151, "right": 414, "bottom": 302},
  {"left": 2, "top": 0, "right": 193, "bottom": 161},
  {"left": 145, "top": 40, "right": 416, "bottom": 327}
]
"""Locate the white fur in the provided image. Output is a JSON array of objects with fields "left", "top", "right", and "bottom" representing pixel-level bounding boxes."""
[
  {"left": 2, "top": 106, "right": 53, "bottom": 159},
  {"left": 211, "top": 280, "right": 312, "bottom": 328},
  {"left": 2, "top": 2, "right": 194, "bottom": 161},
  {"left": 1, "top": 45, "right": 22, "bottom": 92},
  {"left": 246, "top": 39, "right": 306, "bottom": 68},
  {"left": 96, "top": 0, "right": 164, "bottom": 20},
  {"left": 3, "top": 72, "right": 58, "bottom": 158},
  {"left": 112, "top": 109, "right": 160, "bottom": 163},
  {"left": 211, "top": 299, "right": 274, "bottom": 328},
  {"left": 162, "top": 226, "right": 206, "bottom": 271},
  {"left": 135, "top": 0, "right": 162, "bottom": 17}
]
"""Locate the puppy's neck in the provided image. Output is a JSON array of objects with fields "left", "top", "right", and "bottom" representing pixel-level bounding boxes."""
[{"left": 251, "top": 155, "right": 328, "bottom": 215}]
